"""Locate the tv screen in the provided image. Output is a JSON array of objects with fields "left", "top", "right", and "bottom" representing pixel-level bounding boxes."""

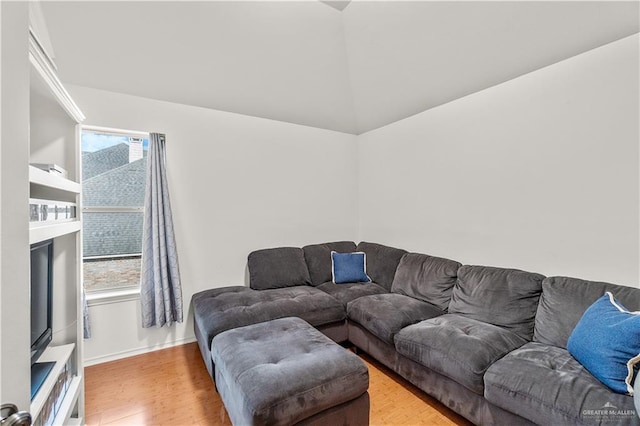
[{"left": 30, "top": 239, "right": 53, "bottom": 365}]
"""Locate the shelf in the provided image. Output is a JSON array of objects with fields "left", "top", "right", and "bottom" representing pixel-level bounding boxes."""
[
  {"left": 29, "top": 166, "right": 80, "bottom": 194},
  {"left": 23, "top": 22, "right": 85, "bottom": 425},
  {"left": 30, "top": 221, "right": 81, "bottom": 244},
  {"left": 52, "top": 376, "right": 82, "bottom": 426},
  {"left": 31, "top": 344, "right": 75, "bottom": 420}
]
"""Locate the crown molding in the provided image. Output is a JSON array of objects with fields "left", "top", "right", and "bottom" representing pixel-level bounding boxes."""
[{"left": 29, "top": 29, "right": 85, "bottom": 123}]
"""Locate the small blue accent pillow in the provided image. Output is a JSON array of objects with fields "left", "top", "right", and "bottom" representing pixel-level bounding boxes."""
[
  {"left": 567, "top": 292, "right": 640, "bottom": 395},
  {"left": 331, "top": 251, "right": 371, "bottom": 284}
]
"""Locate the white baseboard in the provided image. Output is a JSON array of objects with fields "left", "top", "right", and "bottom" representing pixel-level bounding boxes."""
[{"left": 83, "top": 336, "right": 197, "bottom": 366}]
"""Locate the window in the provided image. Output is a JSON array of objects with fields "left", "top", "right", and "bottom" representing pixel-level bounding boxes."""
[{"left": 81, "top": 127, "right": 149, "bottom": 294}]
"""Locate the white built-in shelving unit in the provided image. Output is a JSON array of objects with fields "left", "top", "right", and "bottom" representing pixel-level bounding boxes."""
[
  {"left": 30, "top": 344, "right": 82, "bottom": 426},
  {"left": 29, "top": 165, "right": 82, "bottom": 245},
  {"left": 28, "top": 18, "right": 86, "bottom": 425}
]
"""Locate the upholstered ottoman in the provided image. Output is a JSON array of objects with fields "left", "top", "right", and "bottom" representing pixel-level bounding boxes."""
[{"left": 211, "top": 317, "right": 370, "bottom": 426}]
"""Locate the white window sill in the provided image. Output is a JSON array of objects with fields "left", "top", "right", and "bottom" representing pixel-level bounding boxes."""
[{"left": 86, "top": 287, "right": 140, "bottom": 306}]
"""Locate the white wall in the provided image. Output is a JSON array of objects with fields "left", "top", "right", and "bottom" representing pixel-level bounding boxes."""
[
  {"left": 68, "top": 85, "right": 358, "bottom": 364},
  {"left": 358, "top": 34, "right": 639, "bottom": 287},
  {"left": 72, "top": 33, "right": 639, "bottom": 364}
]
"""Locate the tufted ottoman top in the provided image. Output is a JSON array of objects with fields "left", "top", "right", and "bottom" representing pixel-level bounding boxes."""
[{"left": 211, "top": 317, "right": 369, "bottom": 426}]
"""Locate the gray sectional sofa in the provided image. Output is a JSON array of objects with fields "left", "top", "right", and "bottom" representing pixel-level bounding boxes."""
[{"left": 192, "top": 241, "right": 640, "bottom": 425}]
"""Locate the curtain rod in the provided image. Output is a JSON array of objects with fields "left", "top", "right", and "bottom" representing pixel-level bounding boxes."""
[{"left": 82, "top": 124, "right": 151, "bottom": 138}]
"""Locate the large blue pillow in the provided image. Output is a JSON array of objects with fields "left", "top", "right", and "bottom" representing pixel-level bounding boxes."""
[
  {"left": 331, "top": 251, "right": 371, "bottom": 284},
  {"left": 567, "top": 292, "right": 640, "bottom": 394}
]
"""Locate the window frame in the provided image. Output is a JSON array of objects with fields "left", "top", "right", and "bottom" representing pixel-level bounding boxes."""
[{"left": 80, "top": 125, "right": 149, "bottom": 304}]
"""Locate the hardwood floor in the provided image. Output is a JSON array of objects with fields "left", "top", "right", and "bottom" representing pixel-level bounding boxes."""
[{"left": 85, "top": 343, "right": 472, "bottom": 426}]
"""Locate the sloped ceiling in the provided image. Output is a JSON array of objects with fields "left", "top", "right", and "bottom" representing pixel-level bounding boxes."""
[
  {"left": 343, "top": 1, "right": 640, "bottom": 133},
  {"left": 41, "top": 1, "right": 639, "bottom": 135}
]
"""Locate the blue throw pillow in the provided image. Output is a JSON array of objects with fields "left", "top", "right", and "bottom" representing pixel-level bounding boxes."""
[
  {"left": 567, "top": 292, "right": 640, "bottom": 395},
  {"left": 331, "top": 251, "right": 371, "bottom": 284}
]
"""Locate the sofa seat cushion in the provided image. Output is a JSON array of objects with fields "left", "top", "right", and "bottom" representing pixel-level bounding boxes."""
[
  {"left": 317, "top": 281, "right": 388, "bottom": 306},
  {"left": 192, "top": 286, "right": 346, "bottom": 348},
  {"left": 347, "top": 294, "right": 444, "bottom": 345},
  {"left": 211, "top": 317, "right": 369, "bottom": 425},
  {"left": 303, "top": 241, "right": 357, "bottom": 286},
  {"left": 484, "top": 342, "right": 639, "bottom": 425},
  {"left": 394, "top": 314, "right": 528, "bottom": 395}
]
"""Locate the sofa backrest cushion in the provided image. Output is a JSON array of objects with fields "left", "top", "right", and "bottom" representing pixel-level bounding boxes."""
[
  {"left": 449, "top": 265, "right": 545, "bottom": 340},
  {"left": 302, "top": 241, "right": 357, "bottom": 285},
  {"left": 534, "top": 276, "right": 640, "bottom": 349},
  {"left": 248, "top": 247, "right": 311, "bottom": 290},
  {"left": 355, "top": 242, "right": 408, "bottom": 291},
  {"left": 391, "top": 253, "right": 461, "bottom": 311}
]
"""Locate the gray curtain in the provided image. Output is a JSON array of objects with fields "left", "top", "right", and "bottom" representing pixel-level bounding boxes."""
[
  {"left": 140, "top": 133, "right": 183, "bottom": 327},
  {"left": 83, "top": 289, "right": 91, "bottom": 339}
]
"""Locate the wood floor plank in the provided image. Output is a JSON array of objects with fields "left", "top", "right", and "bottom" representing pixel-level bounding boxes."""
[{"left": 85, "top": 342, "right": 471, "bottom": 425}]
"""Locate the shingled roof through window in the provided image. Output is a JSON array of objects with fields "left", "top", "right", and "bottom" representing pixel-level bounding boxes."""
[
  {"left": 82, "top": 144, "right": 147, "bottom": 257},
  {"left": 82, "top": 143, "right": 129, "bottom": 180}
]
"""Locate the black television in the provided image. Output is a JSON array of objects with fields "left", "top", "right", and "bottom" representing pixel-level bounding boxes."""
[{"left": 30, "top": 239, "right": 53, "bottom": 365}]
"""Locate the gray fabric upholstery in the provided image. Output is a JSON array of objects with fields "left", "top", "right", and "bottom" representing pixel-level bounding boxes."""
[
  {"left": 355, "top": 242, "right": 407, "bottom": 291},
  {"left": 396, "top": 354, "right": 536, "bottom": 426},
  {"left": 211, "top": 317, "right": 369, "bottom": 426},
  {"left": 192, "top": 286, "right": 345, "bottom": 370},
  {"left": 248, "top": 247, "right": 311, "bottom": 289},
  {"left": 316, "top": 280, "right": 387, "bottom": 306},
  {"left": 348, "top": 321, "right": 400, "bottom": 371},
  {"left": 296, "top": 392, "right": 369, "bottom": 426},
  {"left": 391, "top": 253, "right": 461, "bottom": 311},
  {"left": 347, "top": 293, "right": 444, "bottom": 345},
  {"left": 317, "top": 320, "right": 349, "bottom": 344},
  {"left": 534, "top": 276, "right": 640, "bottom": 348},
  {"left": 196, "top": 316, "right": 346, "bottom": 379},
  {"left": 484, "top": 342, "right": 640, "bottom": 426},
  {"left": 303, "top": 241, "right": 357, "bottom": 285},
  {"left": 193, "top": 303, "right": 216, "bottom": 377},
  {"left": 395, "top": 314, "right": 527, "bottom": 395},
  {"left": 449, "top": 265, "right": 544, "bottom": 340},
  {"left": 194, "top": 243, "right": 640, "bottom": 426},
  {"left": 349, "top": 320, "right": 531, "bottom": 426}
]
